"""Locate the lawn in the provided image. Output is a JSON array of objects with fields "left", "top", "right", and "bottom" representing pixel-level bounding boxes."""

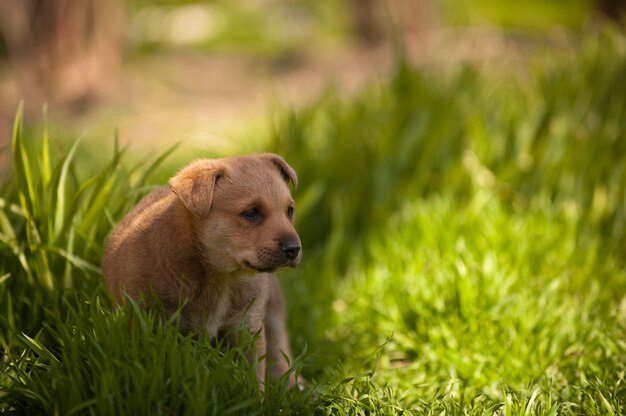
[{"left": 1, "top": 26, "right": 625, "bottom": 415}]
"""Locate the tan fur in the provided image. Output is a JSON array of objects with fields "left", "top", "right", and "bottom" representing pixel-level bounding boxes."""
[{"left": 102, "top": 154, "right": 301, "bottom": 388}]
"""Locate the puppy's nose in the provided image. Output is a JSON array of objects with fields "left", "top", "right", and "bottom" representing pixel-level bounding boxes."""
[{"left": 282, "top": 240, "right": 301, "bottom": 260}]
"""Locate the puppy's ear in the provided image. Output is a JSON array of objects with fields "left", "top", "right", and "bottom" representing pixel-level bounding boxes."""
[
  {"left": 169, "top": 160, "right": 222, "bottom": 218},
  {"left": 260, "top": 153, "right": 298, "bottom": 189}
]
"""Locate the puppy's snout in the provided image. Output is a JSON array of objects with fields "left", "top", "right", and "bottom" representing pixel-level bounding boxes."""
[{"left": 282, "top": 240, "right": 301, "bottom": 260}]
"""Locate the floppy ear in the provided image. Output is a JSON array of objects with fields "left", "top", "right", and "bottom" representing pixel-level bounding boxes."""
[
  {"left": 169, "top": 160, "right": 222, "bottom": 218},
  {"left": 260, "top": 153, "right": 298, "bottom": 189}
]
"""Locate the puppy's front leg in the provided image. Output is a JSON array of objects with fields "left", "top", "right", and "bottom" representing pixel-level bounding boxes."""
[{"left": 264, "top": 276, "right": 297, "bottom": 387}]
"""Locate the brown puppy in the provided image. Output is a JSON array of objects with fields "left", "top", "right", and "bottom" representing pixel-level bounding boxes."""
[{"left": 102, "top": 153, "right": 302, "bottom": 388}]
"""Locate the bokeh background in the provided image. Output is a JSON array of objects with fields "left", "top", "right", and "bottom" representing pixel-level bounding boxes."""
[{"left": 0, "top": 0, "right": 621, "bottom": 160}]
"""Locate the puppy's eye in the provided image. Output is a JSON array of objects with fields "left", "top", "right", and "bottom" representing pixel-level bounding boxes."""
[
  {"left": 242, "top": 208, "right": 261, "bottom": 222},
  {"left": 287, "top": 206, "right": 294, "bottom": 219}
]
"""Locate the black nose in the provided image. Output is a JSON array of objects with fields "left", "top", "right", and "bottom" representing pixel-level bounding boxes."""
[{"left": 282, "top": 240, "right": 301, "bottom": 260}]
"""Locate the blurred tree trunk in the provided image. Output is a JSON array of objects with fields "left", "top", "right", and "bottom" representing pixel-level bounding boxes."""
[
  {"left": 347, "top": 0, "right": 438, "bottom": 45},
  {"left": 0, "top": 0, "right": 124, "bottom": 114},
  {"left": 596, "top": 0, "right": 626, "bottom": 21},
  {"left": 349, "top": 0, "right": 386, "bottom": 44},
  {"left": 0, "top": 0, "right": 124, "bottom": 176}
]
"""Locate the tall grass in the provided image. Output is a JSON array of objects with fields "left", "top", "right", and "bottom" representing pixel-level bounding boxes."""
[
  {"left": 471, "top": 31, "right": 626, "bottom": 249},
  {"left": 1, "top": 292, "right": 313, "bottom": 415},
  {"left": 0, "top": 105, "right": 177, "bottom": 339},
  {"left": 271, "top": 29, "right": 626, "bottom": 265}
]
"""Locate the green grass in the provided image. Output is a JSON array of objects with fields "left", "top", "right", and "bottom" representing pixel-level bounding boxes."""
[
  {"left": 313, "top": 193, "right": 625, "bottom": 413},
  {"left": 2, "top": 30, "right": 626, "bottom": 414},
  {"left": 443, "top": 0, "right": 592, "bottom": 30}
]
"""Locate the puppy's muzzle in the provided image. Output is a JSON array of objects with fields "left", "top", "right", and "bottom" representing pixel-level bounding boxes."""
[
  {"left": 247, "top": 238, "right": 302, "bottom": 272},
  {"left": 282, "top": 240, "right": 301, "bottom": 261}
]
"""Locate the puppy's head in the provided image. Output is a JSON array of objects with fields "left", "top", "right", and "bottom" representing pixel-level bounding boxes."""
[{"left": 169, "top": 153, "right": 301, "bottom": 274}]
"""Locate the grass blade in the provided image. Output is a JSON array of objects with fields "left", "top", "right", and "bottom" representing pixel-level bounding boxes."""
[
  {"left": 18, "top": 333, "right": 59, "bottom": 364},
  {"left": 11, "top": 102, "right": 36, "bottom": 218},
  {"left": 53, "top": 137, "right": 82, "bottom": 241},
  {"left": 46, "top": 246, "right": 102, "bottom": 275},
  {"left": 40, "top": 104, "right": 52, "bottom": 188}
]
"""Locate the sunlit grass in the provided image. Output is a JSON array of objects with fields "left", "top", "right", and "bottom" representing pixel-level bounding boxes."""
[{"left": 303, "top": 192, "right": 626, "bottom": 413}]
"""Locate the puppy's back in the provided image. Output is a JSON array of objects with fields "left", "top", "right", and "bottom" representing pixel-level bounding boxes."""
[{"left": 102, "top": 187, "right": 195, "bottom": 302}]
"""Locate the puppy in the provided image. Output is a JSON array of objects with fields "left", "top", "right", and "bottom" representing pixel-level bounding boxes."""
[{"left": 102, "top": 153, "right": 302, "bottom": 388}]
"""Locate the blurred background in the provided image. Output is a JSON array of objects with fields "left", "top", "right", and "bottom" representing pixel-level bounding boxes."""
[{"left": 0, "top": 0, "right": 622, "bottom": 168}]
